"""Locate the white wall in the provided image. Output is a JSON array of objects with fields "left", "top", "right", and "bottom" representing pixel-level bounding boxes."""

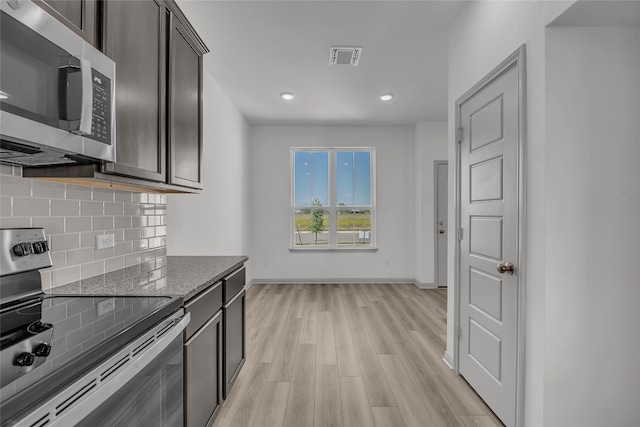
[
  {"left": 544, "top": 26, "right": 640, "bottom": 427},
  {"left": 414, "top": 121, "right": 448, "bottom": 287},
  {"left": 448, "top": 2, "right": 574, "bottom": 425},
  {"left": 167, "top": 71, "right": 251, "bottom": 266},
  {"left": 249, "top": 125, "right": 415, "bottom": 282}
]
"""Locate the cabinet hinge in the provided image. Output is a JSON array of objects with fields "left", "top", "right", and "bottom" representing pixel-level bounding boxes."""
[
  {"left": 456, "top": 325, "right": 462, "bottom": 339},
  {"left": 457, "top": 127, "right": 463, "bottom": 143},
  {"left": 457, "top": 228, "right": 464, "bottom": 241}
]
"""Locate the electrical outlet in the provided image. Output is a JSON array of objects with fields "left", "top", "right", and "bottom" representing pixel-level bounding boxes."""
[
  {"left": 96, "top": 234, "right": 115, "bottom": 250},
  {"left": 384, "top": 260, "right": 391, "bottom": 267},
  {"left": 263, "top": 260, "right": 270, "bottom": 267},
  {"left": 97, "top": 298, "right": 116, "bottom": 317}
]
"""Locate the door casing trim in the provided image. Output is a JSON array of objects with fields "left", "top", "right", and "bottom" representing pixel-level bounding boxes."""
[
  {"left": 453, "top": 44, "right": 527, "bottom": 427},
  {"left": 434, "top": 160, "right": 448, "bottom": 287}
]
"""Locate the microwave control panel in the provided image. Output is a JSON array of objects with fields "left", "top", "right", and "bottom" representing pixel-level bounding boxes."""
[{"left": 89, "top": 69, "right": 112, "bottom": 145}]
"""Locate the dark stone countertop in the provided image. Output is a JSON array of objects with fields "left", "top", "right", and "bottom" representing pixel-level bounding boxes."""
[{"left": 46, "top": 256, "right": 248, "bottom": 302}]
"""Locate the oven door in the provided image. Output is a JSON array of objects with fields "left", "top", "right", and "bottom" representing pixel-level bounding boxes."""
[{"left": 78, "top": 333, "right": 184, "bottom": 427}]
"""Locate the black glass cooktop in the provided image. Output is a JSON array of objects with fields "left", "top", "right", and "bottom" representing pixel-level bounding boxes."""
[{"left": 0, "top": 294, "right": 181, "bottom": 408}]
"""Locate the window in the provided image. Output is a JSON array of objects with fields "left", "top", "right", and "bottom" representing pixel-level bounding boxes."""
[{"left": 291, "top": 148, "right": 375, "bottom": 249}]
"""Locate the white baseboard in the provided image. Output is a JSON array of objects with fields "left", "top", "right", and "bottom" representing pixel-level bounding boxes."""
[
  {"left": 247, "top": 278, "right": 445, "bottom": 290},
  {"left": 414, "top": 281, "right": 437, "bottom": 289},
  {"left": 442, "top": 352, "right": 454, "bottom": 370},
  {"left": 248, "top": 278, "right": 417, "bottom": 286}
]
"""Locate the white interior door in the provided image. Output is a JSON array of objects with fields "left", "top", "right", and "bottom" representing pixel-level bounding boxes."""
[
  {"left": 435, "top": 161, "right": 448, "bottom": 287},
  {"left": 457, "top": 54, "right": 523, "bottom": 427}
]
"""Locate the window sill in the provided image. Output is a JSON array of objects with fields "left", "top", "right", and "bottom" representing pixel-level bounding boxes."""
[{"left": 289, "top": 247, "right": 378, "bottom": 253}]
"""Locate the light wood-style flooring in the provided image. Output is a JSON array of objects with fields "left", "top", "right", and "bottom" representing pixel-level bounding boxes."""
[{"left": 213, "top": 284, "right": 502, "bottom": 427}]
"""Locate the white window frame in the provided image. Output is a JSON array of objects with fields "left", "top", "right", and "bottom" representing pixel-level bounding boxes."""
[{"left": 290, "top": 147, "right": 376, "bottom": 250}]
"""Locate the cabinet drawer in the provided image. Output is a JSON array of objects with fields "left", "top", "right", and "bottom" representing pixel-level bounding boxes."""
[
  {"left": 222, "top": 267, "right": 245, "bottom": 304},
  {"left": 184, "top": 281, "right": 222, "bottom": 340}
]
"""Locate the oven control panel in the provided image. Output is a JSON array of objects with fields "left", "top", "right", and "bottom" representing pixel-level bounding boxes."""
[{"left": 0, "top": 228, "right": 52, "bottom": 275}]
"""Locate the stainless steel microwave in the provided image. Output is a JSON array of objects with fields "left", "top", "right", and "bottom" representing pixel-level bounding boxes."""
[{"left": 0, "top": 0, "right": 115, "bottom": 167}]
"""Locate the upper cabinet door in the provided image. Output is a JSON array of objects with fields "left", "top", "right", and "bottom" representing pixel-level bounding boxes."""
[
  {"left": 102, "top": 0, "right": 167, "bottom": 182},
  {"left": 168, "top": 15, "right": 203, "bottom": 189},
  {"left": 34, "top": 0, "right": 98, "bottom": 46}
]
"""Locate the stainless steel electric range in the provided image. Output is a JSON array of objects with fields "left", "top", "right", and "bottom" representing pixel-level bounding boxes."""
[{"left": 0, "top": 228, "right": 190, "bottom": 426}]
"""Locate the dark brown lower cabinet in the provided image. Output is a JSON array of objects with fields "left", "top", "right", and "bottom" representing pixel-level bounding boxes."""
[
  {"left": 184, "top": 311, "right": 222, "bottom": 427},
  {"left": 223, "top": 289, "right": 245, "bottom": 399},
  {"left": 183, "top": 282, "right": 223, "bottom": 427}
]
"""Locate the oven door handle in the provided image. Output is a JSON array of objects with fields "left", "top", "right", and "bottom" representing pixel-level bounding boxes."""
[{"left": 17, "top": 311, "right": 190, "bottom": 427}]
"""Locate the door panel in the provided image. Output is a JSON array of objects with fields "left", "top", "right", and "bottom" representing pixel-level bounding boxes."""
[
  {"left": 459, "top": 63, "right": 520, "bottom": 427},
  {"left": 469, "top": 269, "right": 503, "bottom": 321},
  {"left": 470, "top": 95, "right": 504, "bottom": 151},
  {"left": 470, "top": 157, "right": 504, "bottom": 202}
]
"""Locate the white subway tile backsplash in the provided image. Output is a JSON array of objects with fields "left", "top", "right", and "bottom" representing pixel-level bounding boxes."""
[
  {"left": 105, "top": 256, "right": 124, "bottom": 273},
  {"left": 132, "top": 215, "right": 147, "bottom": 227},
  {"left": 81, "top": 261, "right": 104, "bottom": 279},
  {"left": 115, "top": 241, "right": 133, "bottom": 256},
  {"left": 67, "top": 248, "right": 94, "bottom": 266},
  {"left": 0, "top": 175, "right": 32, "bottom": 197},
  {"left": 1, "top": 196, "right": 11, "bottom": 216},
  {"left": 0, "top": 217, "right": 31, "bottom": 228},
  {"left": 115, "top": 216, "right": 132, "bottom": 229},
  {"left": 52, "top": 266, "right": 81, "bottom": 287},
  {"left": 105, "top": 202, "right": 124, "bottom": 216},
  {"left": 51, "top": 199, "right": 80, "bottom": 216},
  {"left": 13, "top": 197, "right": 49, "bottom": 216},
  {"left": 94, "top": 247, "right": 115, "bottom": 261},
  {"left": 0, "top": 164, "right": 14, "bottom": 176},
  {"left": 33, "top": 217, "right": 65, "bottom": 235},
  {"left": 32, "top": 180, "right": 66, "bottom": 199},
  {"left": 81, "top": 201, "right": 103, "bottom": 216},
  {"left": 124, "top": 203, "right": 141, "bottom": 216},
  {"left": 81, "top": 231, "right": 102, "bottom": 248},
  {"left": 115, "top": 191, "right": 132, "bottom": 203},
  {"left": 40, "top": 270, "right": 52, "bottom": 290},
  {"left": 132, "top": 193, "right": 148, "bottom": 204},
  {"left": 113, "top": 229, "right": 124, "bottom": 243},
  {"left": 66, "top": 217, "right": 92, "bottom": 233},
  {"left": 92, "top": 188, "right": 114, "bottom": 202},
  {"left": 133, "top": 239, "right": 149, "bottom": 251},
  {"left": 51, "top": 233, "right": 80, "bottom": 251},
  {"left": 141, "top": 226, "right": 155, "bottom": 238},
  {"left": 1, "top": 174, "right": 166, "bottom": 289},
  {"left": 124, "top": 228, "right": 141, "bottom": 241},
  {"left": 92, "top": 216, "right": 114, "bottom": 231},
  {"left": 125, "top": 253, "right": 141, "bottom": 267},
  {"left": 66, "top": 185, "right": 92, "bottom": 201},
  {"left": 50, "top": 251, "right": 67, "bottom": 269}
]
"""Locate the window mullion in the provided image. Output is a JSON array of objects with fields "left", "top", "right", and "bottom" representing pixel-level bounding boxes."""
[{"left": 329, "top": 150, "right": 336, "bottom": 248}]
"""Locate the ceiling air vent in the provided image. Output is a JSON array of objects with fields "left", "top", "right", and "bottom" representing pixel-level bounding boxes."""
[{"left": 329, "top": 47, "right": 362, "bottom": 66}]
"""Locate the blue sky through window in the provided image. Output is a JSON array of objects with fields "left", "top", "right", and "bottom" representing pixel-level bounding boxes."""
[{"left": 294, "top": 150, "right": 371, "bottom": 207}]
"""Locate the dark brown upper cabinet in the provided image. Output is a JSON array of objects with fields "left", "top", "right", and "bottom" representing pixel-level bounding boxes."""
[
  {"left": 168, "top": 14, "right": 203, "bottom": 189},
  {"left": 34, "top": 0, "right": 99, "bottom": 46},
  {"left": 101, "top": 0, "right": 168, "bottom": 183},
  {"left": 24, "top": 0, "right": 208, "bottom": 193}
]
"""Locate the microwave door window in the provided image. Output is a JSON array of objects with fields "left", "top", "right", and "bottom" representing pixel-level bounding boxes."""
[{"left": 0, "top": 11, "right": 76, "bottom": 129}]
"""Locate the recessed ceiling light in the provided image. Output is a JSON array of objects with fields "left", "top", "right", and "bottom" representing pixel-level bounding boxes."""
[
  {"left": 281, "top": 92, "right": 295, "bottom": 101},
  {"left": 379, "top": 93, "right": 393, "bottom": 101}
]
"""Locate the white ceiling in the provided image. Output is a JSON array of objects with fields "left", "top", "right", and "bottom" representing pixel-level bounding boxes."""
[{"left": 176, "top": 1, "right": 467, "bottom": 125}]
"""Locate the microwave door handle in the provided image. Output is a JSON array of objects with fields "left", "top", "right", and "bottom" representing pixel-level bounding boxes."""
[{"left": 78, "top": 57, "right": 93, "bottom": 135}]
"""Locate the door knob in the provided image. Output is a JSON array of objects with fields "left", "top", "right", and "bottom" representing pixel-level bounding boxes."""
[
  {"left": 439, "top": 229, "right": 445, "bottom": 234},
  {"left": 497, "top": 262, "right": 515, "bottom": 274}
]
